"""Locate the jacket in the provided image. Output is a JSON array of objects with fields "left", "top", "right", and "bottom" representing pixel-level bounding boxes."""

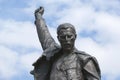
[{"left": 31, "top": 45, "right": 101, "bottom": 80}]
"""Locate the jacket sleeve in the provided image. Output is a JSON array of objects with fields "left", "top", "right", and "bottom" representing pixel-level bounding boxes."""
[
  {"left": 31, "top": 56, "right": 52, "bottom": 80},
  {"left": 35, "top": 14, "right": 56, "bottom": 51},
  {"left": 83, "top": 56, "right": 101, "bottom": 80}
]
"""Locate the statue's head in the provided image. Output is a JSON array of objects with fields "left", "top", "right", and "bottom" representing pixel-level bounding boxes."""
[{"left": 57, "top": 23, "right": 77, "bottom": 52}]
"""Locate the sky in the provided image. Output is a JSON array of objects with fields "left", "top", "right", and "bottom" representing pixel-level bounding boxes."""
[{"left": 0, "top": 0, "right": 120, "bottom": 80}]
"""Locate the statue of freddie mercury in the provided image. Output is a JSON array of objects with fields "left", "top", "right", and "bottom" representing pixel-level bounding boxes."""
[{"left": 31, "top": 7, "right": 101, "bottom": 80}]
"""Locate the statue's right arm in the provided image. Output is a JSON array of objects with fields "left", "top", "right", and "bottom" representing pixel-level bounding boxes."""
[{"left": 34, "top": 7, "right": 56, "bottom": 51}]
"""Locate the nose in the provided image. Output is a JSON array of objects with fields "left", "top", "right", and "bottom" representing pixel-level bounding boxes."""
[{"left": 65, "top": 36, "right": 70, "bottom": 41}]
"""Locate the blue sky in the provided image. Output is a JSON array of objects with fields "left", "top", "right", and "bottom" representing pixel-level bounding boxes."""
[{"left": 0, "top": 0, "right": 120, "bottom": 80}]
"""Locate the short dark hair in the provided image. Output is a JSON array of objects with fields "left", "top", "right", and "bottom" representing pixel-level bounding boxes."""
[{"left": 57, "top": 23, "right": 76, "bottom": 35}]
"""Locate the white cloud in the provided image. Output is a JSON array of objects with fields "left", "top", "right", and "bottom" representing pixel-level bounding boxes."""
[
  {"left": 20, "top": 52, "right": 40, "bottom": 71},
  {"left": 0, "top": 19, "right": 41, "bottom": 48},
  {"left": 0, "top": 18, "right": 42, "bottom": 79},
  {"left": 0, "top": 46, "right": 18, "bottom": 79},
  {"left": 94, "top": 12, "right": 120, "bottom": 39},
  {"left": 0, "top": 45, "right": 40, "bottom": 80}
]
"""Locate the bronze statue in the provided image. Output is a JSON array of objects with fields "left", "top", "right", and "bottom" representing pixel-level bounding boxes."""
[{"left": 31, "top": 7, "right": 101, "bottom": 80}]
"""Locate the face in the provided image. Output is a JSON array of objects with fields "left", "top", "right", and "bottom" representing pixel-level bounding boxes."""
[{"left": 58, "top": 28, "right": 76, "bottom": 52}]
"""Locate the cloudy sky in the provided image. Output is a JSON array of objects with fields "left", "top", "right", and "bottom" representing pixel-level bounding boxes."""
[{"left": 0, "top": 0, "right": 120, "bottom": 80}]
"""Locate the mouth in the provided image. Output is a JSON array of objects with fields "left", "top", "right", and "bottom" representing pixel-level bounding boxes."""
[{"left": 64, "top": 44, "right": 71, "bottom": 48}]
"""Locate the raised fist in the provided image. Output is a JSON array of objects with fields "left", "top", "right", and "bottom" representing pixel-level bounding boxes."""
[{"left": 35, "top": 6, "right": 44, "bottom": 19}]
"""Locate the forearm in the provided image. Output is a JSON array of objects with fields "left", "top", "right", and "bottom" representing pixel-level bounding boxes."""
[{"left": 35, "top": 15, "right": 55, "bottom": 50}]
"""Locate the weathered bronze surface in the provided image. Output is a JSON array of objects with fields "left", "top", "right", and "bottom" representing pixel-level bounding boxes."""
[{"left": 31, "top": 7, "right": 101, "bottom": 80}]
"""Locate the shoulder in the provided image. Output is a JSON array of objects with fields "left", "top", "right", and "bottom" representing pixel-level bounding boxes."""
[
  {"left": 75, "top": 49, "right": 92, "bottom": 61},
  {"left": 75, "top": 49, "right": 101, "bottom": 79},
  {"left": 75, "top": 50, "right": 99, "bottom": 67}
]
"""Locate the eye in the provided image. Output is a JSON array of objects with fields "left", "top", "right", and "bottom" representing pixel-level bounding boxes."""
[
  {"left": 59, "top": 35, "right": 65, "bottom": 39},
  {"left": 67, "top": 35, "right": 72, "bottom": 38}
]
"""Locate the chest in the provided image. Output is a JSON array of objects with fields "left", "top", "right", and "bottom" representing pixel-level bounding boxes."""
[{"left": 50, "top": 53, "right": 84, "bottom": 80}]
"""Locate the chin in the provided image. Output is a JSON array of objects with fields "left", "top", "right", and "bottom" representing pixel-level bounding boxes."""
[{"left": 63, "top": 47, "right": 72, "bottom": 51}]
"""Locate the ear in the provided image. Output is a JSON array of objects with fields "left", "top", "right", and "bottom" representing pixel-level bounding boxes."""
[{"left": 75, "top": 34, "right": 77, "bottom": 39}]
